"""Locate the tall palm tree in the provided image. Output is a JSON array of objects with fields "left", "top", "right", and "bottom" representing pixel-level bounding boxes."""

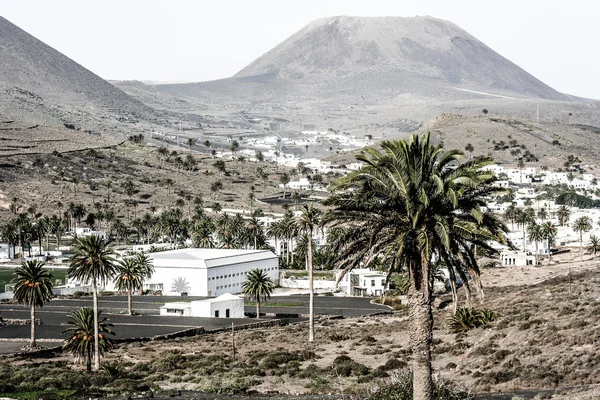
[
  {"left": 527, "top": 222, "right": 544, "bottom": 266},
  {"left": 572, "top": 216, "right": 592, "bottom": 263},
  {"left": 115, "top": 257, "right": 144, "bottom": 315},
  {"left": 295, "top": 204, "right": 322, "bottom": 342},
  {"left": 0, "top": 219, "right": 19, "bottom": 258},
  {"left": 241, "top": 269, "right": 274, "bottom": 320},
  {"left": 62, "top": 307, "right": 114, "bottom": 372},
  {"left": 323, "top": 132, "right": 507, "bottom": 400},
  {"left": 12, "top": 260, "right": 54, "bottom": 347},
  {"left": 68, "top": 235, "right": 117, "bottom": 372},
  {"left": 557, "top": 205, "right": 571, "bottom": 227},
  {"left": 541, "top": 221, "right": 557, "bottom": 264}
]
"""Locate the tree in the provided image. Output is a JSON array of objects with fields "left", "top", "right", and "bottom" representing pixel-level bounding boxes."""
[
  {"left": 464, "top": 143, "right": 474, "bottom": 159},
  {"left": 68, "top": 236, "right": 117, "bottom": 371},
  {"left": 537, "top": 207, "right": 548, "bottom": 221},
  {"left": 572, "top": 216, "right": 592, "bottom": 264},
  {"left": 541, "top": 221, "right": 557, "bottom": 264},
  {"left": 255, "top": 151, "right": 265, "bottom": 163},
  {"left": 230, "top": 140, "right": 240, "bottom": 158},
  {"left": 527, "top": 222, "right": 544, "bottom": 266},
  {"left": 187, "top": 138, "right": 195, "bottom": 150},
  {"left": 12, "top": 260, "right": 54, "bottom": 347},
  {"left": 241, "top": 269, "right": 274, "bottom": 319},
  {"left": 279, "top": 173, "right": 290, "bottom": 198},
  {"left": 588, "top": 234, "right": 600, "bottom": 259},
  {"left": 296, "top": 204, "right": 321, "bottom": 342},
  {"left": 115, "top": 254, "right": 154, "bottom": 315},
  {"left": 323, "top": 132, "right": 507, "bottom": 400},
  {"left": 62, "top": 307, "right": 115, "bottom": 372},
  {"left": 557, "top": 205, "right": 571, "bottom": 226}
]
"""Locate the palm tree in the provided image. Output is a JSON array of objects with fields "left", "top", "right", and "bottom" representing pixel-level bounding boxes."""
[
  {"left": 62, "top": 307, "right": 115, "bottom": 372},
  {"left": 279, "top": 173, "right": 290, "bottom": 198},
  {"left": 527, "top": 222, "right": 544, "bottom": 266},
  {"left": 572, "top": 216, "right": 592, "bottom": 263},
  {"left": 115, "top": 254, "right": 154, "bottom": 315},
  {"left": 588, "top": 235, "right": 600, "bottom": 259},
  {"left": 241, "top": 269, "right": 274, "bottom": 319},
  {"left": 541, "top": 221, "right": 557, "bottom": 264},
  {"left": 68, "top": 235, "right": 117, "bottom": 372},
  {"left": 323, "top": 132, "right": 507, "bottom": 400},
  {"left": 557, "top": 205, "right": 571, "bottom": 227},
  {"left": 12, "top": 260, "right": 54, "bottom": 348},
  {"left": 295, "top": 204, "right": 321, "bottom": 342}
]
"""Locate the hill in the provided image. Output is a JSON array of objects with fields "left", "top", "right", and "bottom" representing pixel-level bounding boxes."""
[
  {"left": 153, "top": 16, "right": 572, "bottom": 104},
  {"left": 0, "top": 16, "right": 158, "bottom": 133}
]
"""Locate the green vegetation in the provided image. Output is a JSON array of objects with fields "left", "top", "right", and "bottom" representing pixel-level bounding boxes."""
[
  {"left": 241, "top": 268, "right": 275, "bottom": 319},
  {"left": 448, "top": 307, "right": 497, "bottom": 333},
  {"left": 12, "top": 260, "right": 54, "bottom": 347},
  {"left": 0, "top": 268, "right": 66, "bottom": 293},
  {"left": 365, "top": 370, "right": 473, "bottom": 400}
]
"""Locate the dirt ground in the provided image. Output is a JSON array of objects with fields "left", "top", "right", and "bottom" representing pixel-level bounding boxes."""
[{"left": 5, "top": 250, "right": 596, "bottom": 398}]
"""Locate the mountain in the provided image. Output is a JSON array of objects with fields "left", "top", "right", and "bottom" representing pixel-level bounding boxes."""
[
  {"left": 0, "top": 15, "right": 155, "bottom": 130},
  {"left": 153, "top": 16, "right": 571, "bottom": 103}
]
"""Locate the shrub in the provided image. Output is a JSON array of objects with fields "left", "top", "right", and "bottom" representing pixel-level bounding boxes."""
[
  {"left": 365, "top": 370, "right": 473, "bottom": 399},
  {"left": 330, "top": 355, "right": 370, "bottom": 377},
  {"left": 448, "top": 307, "right": 497, "bottom": 333},
  {"left": 329, "top": 332, "right": 350, "bottom": 342}
]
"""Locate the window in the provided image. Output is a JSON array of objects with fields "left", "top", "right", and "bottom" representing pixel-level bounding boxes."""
[
  {"left": 371, "top": 279, "right": 375, "bottom": 287},
  {"left": 215, "top": 310, "right": 219, "bottom": 318},
  {"left": 381, "top": 280, "right": 385, "bottom": 286},
  {"left": 226, "top": 309, "right": 230, "bottom": 318}
]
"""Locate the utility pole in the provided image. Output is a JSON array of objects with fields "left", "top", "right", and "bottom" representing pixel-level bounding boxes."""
[
  {"left": 231, "top": 323, "right": 236, "bottom": 363},
  {"left": 536, "top": 104, "right": 539, "bottom": 122}
]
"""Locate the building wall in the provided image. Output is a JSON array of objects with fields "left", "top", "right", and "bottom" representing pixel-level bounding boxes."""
[
  {"left": 191, "top": 298, "right": 244, "bottom": 318},
  {"left": 206, "top": 259, "right": 278, "bottom": 297}
]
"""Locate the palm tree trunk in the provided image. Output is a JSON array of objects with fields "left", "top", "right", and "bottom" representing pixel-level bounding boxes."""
[
  {"left": 408, "top": 284, "right": 433, "bottom": 400},
  {"left": 30, "top": 304, "right": 36, "bottom": 348},
  {"left": 256, "top": 300, "right": 260, "bottom": 320},
  {"left": 128, "top": 289, "right": 133, "bottom": 315},
  {"left": 308, "top": 235, "right": 314, "bottom": 342},
  {"left": 535, "top": 241, "right": 539, "bottom": 266},
  {"left": 92, "top": 278, "right": 100, "bottom": 372}
]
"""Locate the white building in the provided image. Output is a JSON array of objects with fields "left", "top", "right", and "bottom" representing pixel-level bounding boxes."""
[
  {"left": 74, "top": 227, "right": 107, "bottom": 239},
  {"left": 337, "top": 268, "right": 389, "bottom": 296},
  {"left": 500, "top": 250, "right": 536, "bottom": 266},
  {"left": 144, "top": 248, "right": 279, "bottom": 297},
  {"left": 160, "top": 293, "right": 245, "bottom": 318},
  {"left": 0, "top": 243, "right": 14, "bottom": 260}
]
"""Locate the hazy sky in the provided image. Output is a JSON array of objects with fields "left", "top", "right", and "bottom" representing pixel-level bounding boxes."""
[{"left": 2, "top": 0, "right": 599, "bottom": 99}]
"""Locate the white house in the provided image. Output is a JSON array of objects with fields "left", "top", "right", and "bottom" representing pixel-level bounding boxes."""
[
  {"left": 500, "top": 250, "right": 536, "bottom": 266},
  {"left": 337, "top": 268, "right": 389, "bottom": 296},
  {"left": 143, "top": 248, "right": 279, "bottom": 297},
  {"left": 74, "top": 227, "right": 107, "bottom": 239},
  {"left": 159, "top": 293, "right": 245, "bottom": 318}
]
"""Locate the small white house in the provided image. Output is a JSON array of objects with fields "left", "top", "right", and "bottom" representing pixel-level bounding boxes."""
[
  {"left": 74, "top": 227, "right": 107, "bottom": 239},
  {"left": 159, "top": 293, "right": 245, "bottom": 318},
  {"left": 337, "top": 268, "right": 389, "bottom": 296},
  {"left": 501, "top": 250, "right": 536, "bottom": 266}
]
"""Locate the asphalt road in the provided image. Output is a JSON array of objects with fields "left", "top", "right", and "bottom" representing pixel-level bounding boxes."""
[{"left": 0, "top": 294, "right": 388, "bottom": 351}]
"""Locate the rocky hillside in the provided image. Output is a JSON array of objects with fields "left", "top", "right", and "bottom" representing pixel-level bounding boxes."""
[{"left": 0, "top": 16, "right": 157, "bottom": 132}]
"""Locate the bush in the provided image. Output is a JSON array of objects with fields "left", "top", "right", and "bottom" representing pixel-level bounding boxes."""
[
  {"left": 448, "top": 307, "right": 497, "bottom": 333},
  {"left": 366, "top": 370, "right": 474, "bottom": 399},
  {"left": 330, "top": 355, "right": 370, "bottom": 377}
]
